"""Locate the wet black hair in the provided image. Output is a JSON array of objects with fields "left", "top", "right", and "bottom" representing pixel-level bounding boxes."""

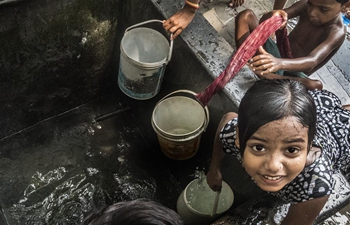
[
  {"left": 337, "top": 0, "right": 349, "bottom": 5},
  {"left": 237, "top": 79, "right": 317, "bottom": 155},
  {"left": 81, "top": 198, "right": 184, "bottom": 225}
]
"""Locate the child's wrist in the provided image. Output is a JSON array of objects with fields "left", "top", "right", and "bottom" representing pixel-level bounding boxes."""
[{"left": 184, "top": 0, "right": 200, "bottom": 10}]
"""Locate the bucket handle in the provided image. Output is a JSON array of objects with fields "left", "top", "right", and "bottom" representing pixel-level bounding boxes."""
[
  {"left": 156, "top": 90, "right": 210, "bottom": 131},
  {"left": 125, "top": 19, "right": 173, "bottom": 65}
]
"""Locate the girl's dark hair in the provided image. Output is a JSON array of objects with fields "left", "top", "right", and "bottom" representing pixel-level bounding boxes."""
[
  {"left": 81, "top": 198, "right": 184, "bottom": 225},
  {"left": 337, "top": 0, "right": 349, "bottom": 5},
  {"left": 237, "top": 79, "right": 317, "bottom": 155}
]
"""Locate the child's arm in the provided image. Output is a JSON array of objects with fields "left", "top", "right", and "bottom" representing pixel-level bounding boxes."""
[
  {"left": 284, "top": 29, "right": 344, "bottom": 74},
  {"left": 249, "top": 47, "right": 325, "bottom": 90},
  {"left": 280, "top": 196, "right": 329, "bottom": 225},
  {"left": 207, "top": 112, "right": 238, "bottom": 192},
  {"left": 251, "top": 23, "right": 345, "bottom": 76}
]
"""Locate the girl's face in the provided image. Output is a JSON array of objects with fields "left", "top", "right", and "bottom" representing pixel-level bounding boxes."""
[
  {"left": 241, "top": 116, "right": 309, "bottom": 192},
  {"left": 306, "top": 0, "right": 342, "bottom": 26}
]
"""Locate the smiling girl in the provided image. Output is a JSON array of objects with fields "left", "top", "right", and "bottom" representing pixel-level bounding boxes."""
[{"left": 207, "top": 79, "right": 350, "bottom": 225}]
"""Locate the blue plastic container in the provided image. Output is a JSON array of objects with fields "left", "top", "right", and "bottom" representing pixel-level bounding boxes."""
[{"left": 342, "top": 14, "right": 350, "bottom": 27}]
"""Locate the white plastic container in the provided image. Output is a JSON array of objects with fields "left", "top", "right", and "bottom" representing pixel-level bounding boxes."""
[
  {"left": 177, "top": 178, "right": 234, "bottom": 225},
  {"left": 118, "top": 20, "right": 173, "bottom": 100}
]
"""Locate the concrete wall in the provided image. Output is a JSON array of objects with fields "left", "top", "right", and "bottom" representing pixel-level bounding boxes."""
[{"left": 0, "top": 0, "right": 119, "bottom": 138}]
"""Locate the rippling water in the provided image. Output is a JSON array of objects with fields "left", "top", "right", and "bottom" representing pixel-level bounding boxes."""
[
  {"left": 0, "top": 104, "right": 180, "bottom": 225},
  {"left": 9, "top": 168, "right": 99, "bottom": 224}
]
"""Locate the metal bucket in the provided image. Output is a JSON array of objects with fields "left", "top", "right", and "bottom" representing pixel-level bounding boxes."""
[
  {"left": 176, "top": 178, "right": 234, "bottom": 225},
  {"left": 151, "top": 90, "right": 209, "bottom": 160},
  {"left": 118, "top": 19, "right": 173, "bottom": 100}
]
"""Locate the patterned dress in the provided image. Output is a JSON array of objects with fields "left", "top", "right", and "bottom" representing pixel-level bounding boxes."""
[{"left": 220, "top": 89, "right": 350, "bottom": 204}]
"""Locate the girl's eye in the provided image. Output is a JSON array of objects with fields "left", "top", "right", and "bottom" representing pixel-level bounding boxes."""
[
  {"left": 320, "top": 7, "right": 328, "bottom": 12},
  {"left": 286, "top": 147, "right": 299, "bottom": 154},
  {"left": 253, "top": 145, "right": 265, "bottom": 151}
]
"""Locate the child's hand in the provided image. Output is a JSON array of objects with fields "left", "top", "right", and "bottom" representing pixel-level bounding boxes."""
[
  {"left": 271, "top": 10, "right": 288, "bottom": 28},
  {"left": 248, "top": 46, "right": 282, "bottom": 75},
  {"left": 163, "top": 6, "right": 196, "bottom": 40},
  {"left": 229, "top": 0, "right": 245, "bottom": 8},
  {"left": 206, "top": 168, "right": 223, "bottom": 192},
  {"left": 247, "top": 62, "right": 274, "bottom": 79}
]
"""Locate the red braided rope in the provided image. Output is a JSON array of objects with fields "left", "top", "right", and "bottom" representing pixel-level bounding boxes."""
[
  {"left": 196, "top": 15, "right": 286, "bottom": 106},
  {"left": 276, "top": 27, "right": 293, "bottom": 59}
]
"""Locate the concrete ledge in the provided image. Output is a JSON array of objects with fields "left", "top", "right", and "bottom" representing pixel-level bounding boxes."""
[{"left": 152, "top": 0, "right": 258, "bottom": 108}]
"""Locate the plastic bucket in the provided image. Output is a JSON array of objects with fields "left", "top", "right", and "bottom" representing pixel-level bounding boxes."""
[
  {"left": 151, "top": 90, "right": 209, "bottom": 160},
  {"left": 176, "top": 178, "right": 234, "bottom": 225},
  {"left": 118, "top": 19, "right": 173, "bottom": 100}
]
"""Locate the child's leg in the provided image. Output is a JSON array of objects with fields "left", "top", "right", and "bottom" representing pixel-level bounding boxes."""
[
  {"left": 303, "top": 78, "right": 323, "bottom": 90},
  {"left": 283, "top": 72, "right": 323, "bottom": 90},
  {"left": 343, "top": 104, "right": 350, "bottom": 111},
  {"left": 235, "top": 9, "right": 259, "bottom": 48}
]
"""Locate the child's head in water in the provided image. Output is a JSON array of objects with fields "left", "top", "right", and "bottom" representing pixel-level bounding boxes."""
[
  {"left": 81, "top": 198, "right": 184, "bottom": 225},
  {"left": 236, "top": 79, "right": 317, "bottom": 192}
]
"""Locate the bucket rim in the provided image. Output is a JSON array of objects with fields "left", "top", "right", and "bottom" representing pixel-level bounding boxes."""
[
  {"left": 121, "top": 45, "right": 167, "bottom": 68},
  {"left": 183, "top": 179, "right": 234, "bottom": 216},
  {"left": 151, "top": 96, "right": 207, "bottom": 139},
  {"left": 121, "top": 27, "right": 170, "bottom": 68}
]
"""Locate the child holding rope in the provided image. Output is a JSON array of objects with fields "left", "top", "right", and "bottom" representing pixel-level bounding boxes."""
[
  {"left": 207, "top": 79, "right": 350, "bottom": 225},
  {"left": 235, "top": 0, "right": 348, "bottom": 90}
]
